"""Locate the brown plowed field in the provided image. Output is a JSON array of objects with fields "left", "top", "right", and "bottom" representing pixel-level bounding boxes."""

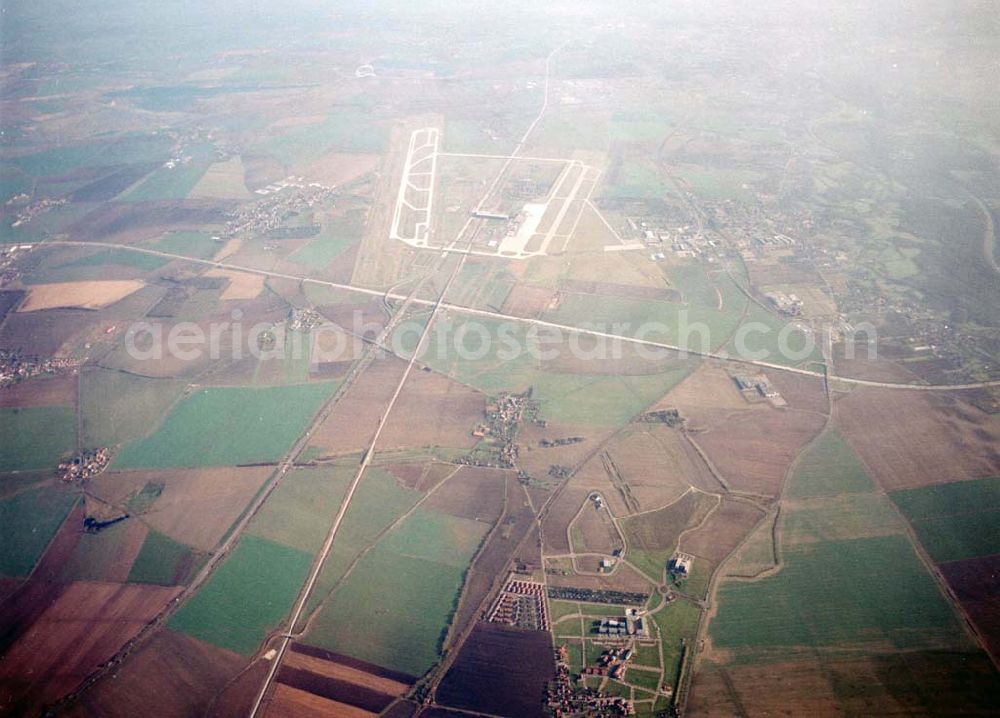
[
  {"left": 379, "top": 368, "right": 484, "bottom": 451},
  {"left": 266, "top": 683, "right": 377, "bottom": 718},
  {"left": 603, "top": 424, "right": 721, "bottom": 509},
  {"left": 691, "top": 409, "right": 826, "bottom": 496},
  {"left": 0, "top": 581, "right": 179, "bottom": 714},
  {"left": 835, "top": 388, "right": 1000, "bottom": 491},
  {"left": 383, "top": 461, "right": 455, "bottom": 492},
  {"left": 310, "top": 357, "right": 408, "bottom": 454},
  {"left": 423, "top": 466, "right": 506, "bottom": 523},
  {"left": 277, "top": 665, "right": 395, "bottom": 713},
  {"left": 0, "top": 372, "right": 77, "bottom": 408},
  {"left": 690, "top": 650, "right": 1000, "bottom": 718},
  {"left": 437, "top": 623, "right": 554, "bottom": 718},
  {"left": 679, "top": 498, "right": 766, "bottom": 563},
  {"left": 764, "top": 369, "right": 828, "bottom": 414},
  {"left": 70, "top": 629, "right": 246, "bottom": 718},
  {"left": 0, "top": 309, "right": 103, "bottom": 355},
  {"left": 284, "top": 648, "right": 410, "bottom": 697},
  {"left": 620, "top": 490, "right": 717, "bottom": 554},
  {"left": 500, "top": 284, "right": 558, "bottom": 318},
  {"left": 939, "top": 553, "right": 1000, "bottom": 657},
  {"left": 89, "top": 466, "right": 272, "bottom": 551}
]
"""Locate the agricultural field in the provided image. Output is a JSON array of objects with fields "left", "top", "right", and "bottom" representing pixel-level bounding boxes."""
[
  {"left": 168, "top": 534, "right": 313, "bottom": 655},
  {"left": 0, "top": 406, "right": 77, "bottom": 471},
  {"left": 0, "top": 484, "right": 78, "bottom": 576},
  {"left": 890, "top": 476, "right": 1000, "bottom": 563},
  {"left": 114, "top": 382, "right": 337, "bottom": 469},
  {"left": 1, "top": 0, "right": 1000, "bottom": 714},
  {"left": 303, "top": 505, "right": 489, "bottom": 676}
]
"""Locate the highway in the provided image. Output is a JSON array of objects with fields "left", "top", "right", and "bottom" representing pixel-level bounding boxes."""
[{"left": 28, "top": 239, "right": 1000, "bottom": 392}]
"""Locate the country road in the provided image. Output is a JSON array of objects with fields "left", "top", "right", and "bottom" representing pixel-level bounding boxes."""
[{"left": 28, "top": 238, "right": 1000, "bottom": 392}]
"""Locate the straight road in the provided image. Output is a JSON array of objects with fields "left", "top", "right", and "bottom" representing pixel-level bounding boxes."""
[{"left": 28, "top": 239, "right": 1000, "bottom": 392}]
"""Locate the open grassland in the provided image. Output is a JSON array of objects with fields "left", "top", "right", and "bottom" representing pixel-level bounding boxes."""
[
  {"left": 114, "top": 382, "right": 337, "bottom": 469},
  {"left": 890, "top": 476, "right": 1000, "bottom": 562},
  {"left": 0, "top": 486, "right": 78, "bottom": 576},
  {"left": 80, "top": 369, "right": 184, "bottom": 448},
  {"left": 290, "top": 213, "right": 365, "bottom": 268},
  {"left": 711, "top": 535, "right": 969, "bottom": 662},
  {"left": 247, "top": 465, "right": 354, "bottom": 555},
  {"left": 305, "top": 507, "right": 488, "bottom": 676},
  {"left": 0, "top": 406, "right": 76, "bottom": 471},
  {"left": 169, "top": 534, "right": 312, "bottom": 655}
]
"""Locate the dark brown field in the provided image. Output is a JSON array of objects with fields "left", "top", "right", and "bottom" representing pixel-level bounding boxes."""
[
  {"left": 0, "top": 581, "right": 180, "bottom": 714},
  {"left": 939, "top": 554, "right": 1000, "bottom": 658},
  {"left": 436, "top": 622, "right": 554, "bottom": 718}
]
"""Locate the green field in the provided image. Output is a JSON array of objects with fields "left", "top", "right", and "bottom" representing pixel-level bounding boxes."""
[
  {"left": 168, "top": 534, "right": 312, "bottom": 655},
  {"left": 143, "top": 230, "right": 221, "bottom": 259},
  {"left": 121, "top": 145, "right": 214, "bottom": 201},
  {"left": 303, "top": 467, "right": 423, "bottom": 615},
  {"left": 128, "top": 529, "right": 202, "bottom": 585},
  {"left": 247, "top": 465, "right": 354, "bottom": 554},
  {"left": 0, "top": 485, "right": 78, "bottom": 576},
  {"left": 622, "top": 491, "right": 717, "bottom": 580},
  {"left": 724, "top": 303, "right": 823, "bottom": 367},
  {"left": 781, "top": 493, "right": 904, "bottom": 545},
  {"left": 261, "top": 112, "right": 387, "bottom": 166},
  {"left": 785, "top": 430, "right": 874, "bottom": 499},
  {"left": 890, "top": 477, "right": 1000, "bottom": 562},
  {"left": 650, "top": 599, "right": 702, "bottom": 688},
  {"left": 113, "top": 382, "right": 336, "bottom": 469},
  {"left": 0, "top": 406, "right": 77, "bottom": 471},
  {"left": 541, "top": 292, "right": 742, "bottom": 353},
  {"left": 305, "top": 507, "right": 487, "bottom": 676},
  {"left": 711, "top": 535, "right": 968, "bottom": 661},
  {"left": 80, "top": 369, "right": 184, "bottom": 447},
  {"left": 289, "top": 214, "right": 364, "bottom": 268}
]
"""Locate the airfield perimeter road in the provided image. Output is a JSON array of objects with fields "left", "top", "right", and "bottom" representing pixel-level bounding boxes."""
[{"left": 31, "top": 239, "right": 1000, "bottom": 393}]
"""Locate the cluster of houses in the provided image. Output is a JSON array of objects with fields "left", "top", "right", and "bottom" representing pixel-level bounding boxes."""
[
  {"left": 0, "top": 350, "right": 77, "bottom": 388},
  {"left": 550, "top": 646, "right": 636, "bottom": 717},
  {"left": 58, "top": 448, "right": 111, "bottom": 482},
  {"left": 487, "top": 577, "right": 549, "bottom": 631},
  {"left": 222, "top": 181, "right": 335, "bottom": 241}
]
